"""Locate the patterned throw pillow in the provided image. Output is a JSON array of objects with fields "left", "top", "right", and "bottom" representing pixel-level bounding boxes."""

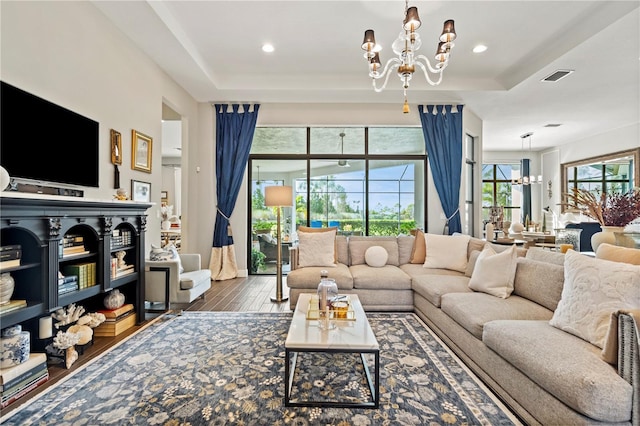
[
  {"left": 549, "top": 250, "right": 640, "bottom": 348},
  {"left": 149, "top": 244, "right": 184, "bottom": 273}
]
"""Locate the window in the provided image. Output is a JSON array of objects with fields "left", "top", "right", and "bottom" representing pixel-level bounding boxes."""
[
  {"left": 249, "top": 127, "right": 427, "bottom": 274},
  {"left": 481, "top": 163, "right": 521, "bottom": 224}
]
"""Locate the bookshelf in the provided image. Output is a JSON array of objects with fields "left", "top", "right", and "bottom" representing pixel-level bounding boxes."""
[{"left": 0, "top": 195, "right": 151, "bottom": 332}]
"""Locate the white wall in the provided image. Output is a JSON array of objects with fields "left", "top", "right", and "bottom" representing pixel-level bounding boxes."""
[{"left": 1, "top": 1, "right": 200, "bottom": 256}]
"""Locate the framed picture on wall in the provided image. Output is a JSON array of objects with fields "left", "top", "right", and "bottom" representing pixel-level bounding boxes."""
[
  {"left": 161, "top": 191, "right": 168, "bottom": 205},
  {"left": 131, "top": 180, "right": 151, "bottom": 202},
  {"left": 110, "top": 129, "right": 122, "bottom": 165},
  {"left": 131, "top": 130, "right": 153, "bottom": 173}
]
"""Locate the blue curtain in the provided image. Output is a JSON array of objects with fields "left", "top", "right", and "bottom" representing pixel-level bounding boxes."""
[
  {"left": 418, "top": 105, "right": 464, "bottom": 234},
  {"left": 212, "top": 104, "right": 260, "bottom": 248}
]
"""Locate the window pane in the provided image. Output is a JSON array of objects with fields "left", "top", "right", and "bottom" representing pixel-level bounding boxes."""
[
  {"left": 482, "top": 164, "right": 494, "bottom": 180},
  {"left": 251, "top": 128, "right": 306, "bottom": 154},
  {"left": 368, "top": 128, "right": 425, "bottom": 155},
  {"left": 576, "top": 164, "right": 601, "bottom": 181},
  {"left": 310, "top": 128, "right": 364, "bottom": 155},
  {"left": 496, "top": 164, "right": 519, "bottom": 181}
]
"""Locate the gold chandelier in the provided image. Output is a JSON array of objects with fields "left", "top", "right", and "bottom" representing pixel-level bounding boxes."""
[{"left": 360, "top": 0, "right": 457, "bottom": 113}]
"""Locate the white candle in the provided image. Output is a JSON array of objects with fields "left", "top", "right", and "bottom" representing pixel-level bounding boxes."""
[{"left": 39, "top": 316, "right": 52, "bottom": 339}]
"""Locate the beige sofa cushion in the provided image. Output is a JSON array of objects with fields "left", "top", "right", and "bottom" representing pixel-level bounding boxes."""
[
  {"left": 411, "top": 274, "right": 472, "bottom": 307},
  {"left": 440, "top": 292, "right": 553, "bottom": 339},
  {"left": 397, "top": 235, "right": 414, "bottom": 265},
  {"left": 513, "top": 258, "right": 564, "bottom": 311},
  {"left": 349, "top": 237, "right": 399, "bottom": 266},
  {"left": 349, "top": 264, "right": 412, "bottom": 290},
  {"left": 525, "top": 247, "right": 565, "bottom": 265},
  {"left": 483, "top": 320, "right": 632, "bottom": 423},
  {"left": 180, "top": 269, "right": 211, "bottom": 290},
  {"left": 286, "top": 263, "right": 353, "bottom": 290},
  {"left": 400, "top": 263, "right": 465, "bottom": 278}
]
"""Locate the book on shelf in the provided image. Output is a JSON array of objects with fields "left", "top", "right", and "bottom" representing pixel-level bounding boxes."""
[
  {"left": 0, "top": 258, "right": 20, "bottom": 269},
  {"left": 58, "top": 282, "right": 79, "bottom": 295},
  {"left": 0, "top": 248, "right": 21, "bottom": 262},
  {"left": 0, "top": 245, "right": 21, "bottom": 253},
  {"left": 93, "top": 311, "right": 136, "bottom": 337},
  {"left": 1, "top": 372, "right": 49, "bottom": 408},
  {"left": 0, "top": 299, "right": 27, "bottom": 315},
  {"left": 62, "top": 262, "right": 96, "bottom": 289},
  {"left": 1, "top": 364, "right": 48, "bottom": 393},
  {"left": 0, "top": 353, "right": 47, "bottom": 386},
  {"left": 58, "top": 274, "right": 79, "bottom": 284},
  {"left": 98, "top": 303, "right": 134, "bottom": 319}
]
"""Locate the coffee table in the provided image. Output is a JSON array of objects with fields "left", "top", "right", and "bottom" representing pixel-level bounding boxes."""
[{"left": 284, "top": 293, "right": 379, "bottom": 408}]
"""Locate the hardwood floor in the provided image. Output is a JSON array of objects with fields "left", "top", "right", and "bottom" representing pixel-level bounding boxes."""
[{"left": 0, "top": 275, "right": 287, "bottom": 417}]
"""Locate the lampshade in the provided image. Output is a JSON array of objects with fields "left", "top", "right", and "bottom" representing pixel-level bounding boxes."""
[
  {"left": 435, "top": 41, "right": 448, "bottom": 63},
  {"left": 361, "top": 30, "right": 377, "bottom": 52},
  {"left": 439, "top": 20, "right": 456, "bottom": 43},
  {"left": 403, "top": 6, "right": 421, "bottom": 31},
  {"left": 369, "top": 53, "right": 381, "bottom": 73},
  {"left": 264, "top": 186, "right": 293, "bottom": 207}
]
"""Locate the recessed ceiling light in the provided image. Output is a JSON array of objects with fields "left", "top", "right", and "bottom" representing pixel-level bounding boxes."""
[
  {"left": 472, "top": 44, "right": 487, "bottom": 53},
  {"left": 262, "top": 43, "right": 274, "bottom": 53}
]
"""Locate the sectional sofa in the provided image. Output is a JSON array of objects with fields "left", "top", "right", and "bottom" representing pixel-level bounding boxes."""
[{"left": 286, "top": 231, "right": 640, "bottom": 425}]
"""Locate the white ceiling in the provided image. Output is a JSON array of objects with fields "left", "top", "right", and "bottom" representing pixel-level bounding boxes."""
[{"left": 93, "top": 1, "right": 640, "bottom": 152}]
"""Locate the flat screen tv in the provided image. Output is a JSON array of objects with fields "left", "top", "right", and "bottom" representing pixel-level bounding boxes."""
[{"left": 1, "top": 81, "right": 99, "bottom": 188}]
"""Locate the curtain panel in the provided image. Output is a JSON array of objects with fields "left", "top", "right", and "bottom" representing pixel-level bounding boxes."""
[
  {"left": 418, "top": 104, "right": 464, "bottom": 235},
  {"left": 209, "top": 103, "right": 260, "bottom": 280}
]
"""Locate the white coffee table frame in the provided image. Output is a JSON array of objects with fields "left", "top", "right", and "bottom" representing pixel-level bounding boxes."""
[{"left": 284, "top": 293, "right": 380, "bottom": 408}]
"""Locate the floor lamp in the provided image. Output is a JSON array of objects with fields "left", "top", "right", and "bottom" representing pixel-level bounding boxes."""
[{"left": 264, "top": 185, "right": 292, "bottom": 303}]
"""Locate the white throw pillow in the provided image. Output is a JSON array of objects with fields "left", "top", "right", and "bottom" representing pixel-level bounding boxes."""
[
  {"left": 468, "top": 244, "right": 518, "bottom": 298},
  {"left": 298, "top": 230, "right": 337, "bottom": 267},
  {"left": 150, "top": 243, "right": 184, "bottom": 273},
  {"left": 364, "top": 246, "right": 388, "bottom": 267},
  {"left": 549, "top": 250, "right": 640, "bottom": 349},
  {"left": 423, "top": 233, "right": 470, "bottom": 272}
]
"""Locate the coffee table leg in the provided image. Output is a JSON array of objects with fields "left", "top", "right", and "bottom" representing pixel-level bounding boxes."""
[
  {"left": 360, "top": 350, "right": 379, "bottom": 408},
  {"left": 285, "top": 350, "right": 298, "bottom": 407}
]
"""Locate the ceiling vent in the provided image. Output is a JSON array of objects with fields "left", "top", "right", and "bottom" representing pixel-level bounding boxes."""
[
  {"left": 544, "top": 123, "right": 563, "bottom": 127},
  {"left": 541, "top": 69, "right": 574, "bottom": 82}
]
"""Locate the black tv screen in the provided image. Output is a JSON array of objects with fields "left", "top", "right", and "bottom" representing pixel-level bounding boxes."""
[{"left": 1, "top": 81, "right": 99, "bottom": 188}]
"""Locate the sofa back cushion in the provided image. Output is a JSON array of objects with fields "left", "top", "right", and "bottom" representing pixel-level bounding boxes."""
[
  {"left": 525, "top": 247, "right": 565, "bottom": 265},
  {"left": 348, "top": 236, "right": 400, "bottom": 266},
  {"left": 336, "top": 235, "right": 349, "bottom": 264},
  {"left": 297, "top": 229, "right": 337, "bottom": 267},
  {"left": 513, "top": 258, "right": 564, "bottom": 311},
  {"left": 397, "top": 235, "right": 414, "bottom": 265}
]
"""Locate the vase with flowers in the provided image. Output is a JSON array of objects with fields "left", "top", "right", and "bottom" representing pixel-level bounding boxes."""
[
  {"left": 562, "top": 188, "right": 640, "bottom": 252},
  {"left": 160, "top": 204, "right": 174, "bottom": 230}
]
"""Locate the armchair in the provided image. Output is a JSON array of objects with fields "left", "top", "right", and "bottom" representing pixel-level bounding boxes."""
[{"left": 146, "top": 253, "right": 211, "bottom": 305}]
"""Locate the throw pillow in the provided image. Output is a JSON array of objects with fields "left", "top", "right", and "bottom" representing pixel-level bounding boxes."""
[
  {"left": 549, "top": 250, "right": 640, "bottom": 349},
  {"left": 364, "top": 246, "right": 388, "bottom": 267},
  {"left": 468, "top": 244, "right": 518, "bottom": 298},
  {"left": 298, "top": 229, "right": 337, "bottom": 267},
  {"left": 596, "top": 243, "right": 640, "bottom": 265},
  {"left": 297, "top": 226, "right": 337, "bottom": 262},
  {"left": 410, "top": 229, "right": 426, "bottom": 264},
  {"left": 423, "top": 233, "right": 470, "bottom": 273}
]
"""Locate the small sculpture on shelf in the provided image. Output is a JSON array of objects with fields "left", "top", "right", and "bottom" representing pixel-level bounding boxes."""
[
  {"left": 116, "top": 251, "right": 127, "bottom": 269},
  {"left": 52, "top": 303, "right": 86, "bottom": 329}
]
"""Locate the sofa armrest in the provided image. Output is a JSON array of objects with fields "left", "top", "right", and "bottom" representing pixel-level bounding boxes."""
[
  {"left": 179, "top": 253, "right": 201, "bottom": 272},
  {"left": 289, "top": 246, "right": 299, "bottom": 270},
  {"left": 618, "top": 312, "right": 640, "bottom": 425}
]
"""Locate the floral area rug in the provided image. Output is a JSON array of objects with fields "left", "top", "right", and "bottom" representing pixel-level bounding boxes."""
[{"left": 1, "top": 312, "right": 521, "bottom": 425}]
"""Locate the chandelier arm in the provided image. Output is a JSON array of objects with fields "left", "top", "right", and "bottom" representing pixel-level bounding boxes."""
[
  {"left": 370, "top": 58, "right": 401, "bottom": 80},
  {"left": 414, "top": 60, "right": 445, "bottom": 86},
  {"left": 371, "top": 61, "right": 401, "bottom": 93},
  {"left": 415, "top": 55, "right": 446, "bottom": 75}
]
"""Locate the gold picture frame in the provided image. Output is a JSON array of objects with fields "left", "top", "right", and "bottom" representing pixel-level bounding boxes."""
[
  {"left": 110, "top": 129, "right": 122, "bottom": 165},
  {"left": 131, "top": 130, "right": 153, "bottom": 173}
]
